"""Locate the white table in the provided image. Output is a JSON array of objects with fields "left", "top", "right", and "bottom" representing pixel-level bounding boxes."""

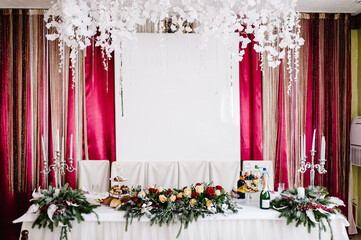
[{"left": 14, "top": 198, "right": 349, "bottom": 240}]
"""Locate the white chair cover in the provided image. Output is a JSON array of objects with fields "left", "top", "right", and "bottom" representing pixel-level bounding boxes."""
[
  {"left": 147, "top": 161, "right": 178, "bottom": 189},
  {"left": 111, "top": 161, "right": 147, "bottom": 188},
  {"left": 78, "top": 160, "right": 110, "bottom": 192},
  {"left": 209, "top": 161, "right": 239, "bottom": 192},
  {"left": 178, "top": 161, "right": 210, "bottom": 188}
]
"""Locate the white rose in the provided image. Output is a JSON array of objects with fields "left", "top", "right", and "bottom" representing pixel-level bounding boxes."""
[
  {"left": 297, "top": 187, "right": 305, "bottom": 199},
  {"left": 195, "top": 185, "right": 204, "bottom": 194},
  {"left": 157, "top": 186, "right": 164, "bottom": 192},
  {"left": 215, "top": 190, "right": 221, "bottom": 196}
]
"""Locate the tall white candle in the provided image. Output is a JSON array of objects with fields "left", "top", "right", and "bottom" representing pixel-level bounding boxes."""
[
  {"left": 311, "top": 129, "right": 316, "bottom": 151},
  {"left": 300, "top": 135, "right": 304, "bottom": 159},
  {"left": 41, "top": 136, "right": 47, "bottom": 163},
  {"left": 57, "top": 129, "right": 60, "bottom": 152},
  {"left": 303, "top": 134, "right": 306, "bottom": 158},
  {"left": 321, "top": 136, "right": 326, "bottom": 160},
  {"left": 69, "top": 134, "right": 73, "bottom": 159},
  {"left": 62, "top": 136, "right": 65, "bottom": 162}
]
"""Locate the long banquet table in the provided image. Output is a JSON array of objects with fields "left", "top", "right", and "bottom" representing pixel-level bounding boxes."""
[{"left": 14, "top": 196, "right": 349, "bottom": 240}]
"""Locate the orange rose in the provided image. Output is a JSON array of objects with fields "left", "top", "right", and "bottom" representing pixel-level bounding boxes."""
[
  {"left": 190, "top": 198, "right": 196, "bottom": 207},
  {"left": 206, "top": 200, "right": 212, "bottom": 207},
  {"left": 177, "top": 192, "right": 183, "bottom": 199},
  {"left": 157, "top": 186, "right": 164, "bottom": 192},
  {"left": 138, "top": 191, "right": 146, "bottom": 198},
  {"left": 159, "top": 194, "right": 167, "bottom": 203},
  {"left": 184, "top": 187, "right": 192, "bottom": 198},
  {"left": 169, "top": 195, "right": 176, "bottom": 202}
]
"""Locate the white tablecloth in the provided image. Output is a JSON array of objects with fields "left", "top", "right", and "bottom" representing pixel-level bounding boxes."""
[{"left": 14, "top": 196, "right": 349, "bottom": 240}]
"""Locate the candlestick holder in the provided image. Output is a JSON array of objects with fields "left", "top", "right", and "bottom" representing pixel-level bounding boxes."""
[
  {"left": 41, "top": 150, "right": 77, "bottom": 188},
  {"left": 297, "top": 150, "right": 327, "bottom": 187}
]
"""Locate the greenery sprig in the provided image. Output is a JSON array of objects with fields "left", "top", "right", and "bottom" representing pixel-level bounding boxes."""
[
  {"left": 118, "top": 182, "right": 237, "bottom": 238},
  {"left": 270, "top": 186, "right": 344, "bottom": 240},
  {"left": 29, "top": 183, "right": 99, "bottom": 240}
]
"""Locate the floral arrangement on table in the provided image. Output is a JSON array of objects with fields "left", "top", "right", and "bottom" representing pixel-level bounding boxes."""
[
  {"left": 270, "top": 186, "right": 344, "bottom": 239},
  {"left": 28, "top": 184, "right": 99, "bottom": 240},
  {"left": 118, "top": 182, "right": 237, "bottom": 238}
]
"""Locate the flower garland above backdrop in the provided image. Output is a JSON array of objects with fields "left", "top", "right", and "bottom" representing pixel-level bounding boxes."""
[{"left": 44, "top": 0, "right": 304, "bottom": 93}]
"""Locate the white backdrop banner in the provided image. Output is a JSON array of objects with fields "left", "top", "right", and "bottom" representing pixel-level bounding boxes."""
[{"left": 115, "top": 33, "right": 240, "bottom": 162}]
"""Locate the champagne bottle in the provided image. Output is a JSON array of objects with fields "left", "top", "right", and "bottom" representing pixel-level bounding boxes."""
[{"left": 260, "top": 168, "right": 270, "bottom": 209}]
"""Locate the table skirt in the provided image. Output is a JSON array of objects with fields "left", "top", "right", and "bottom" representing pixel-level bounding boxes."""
[{"left": 20, "top": 213, "right": 349, "bottom": 240}]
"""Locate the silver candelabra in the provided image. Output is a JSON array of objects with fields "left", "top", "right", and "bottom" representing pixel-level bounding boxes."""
[
  {"left": 298, "top": 150, "right": 327, "bottom": 186},
  {"left": 41, "top": 134, "right": 76, "bottom": 188}
]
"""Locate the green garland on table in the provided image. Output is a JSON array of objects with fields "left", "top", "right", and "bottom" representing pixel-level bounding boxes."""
[
  {"left": 118, "top": 182, "right": 237, "bottom": 238},
  {"left": 270, "top": 186, "right": 344, "bottom": 240},
  {"left": 29, "top": 183, "right": 99, "bottom": 240}
]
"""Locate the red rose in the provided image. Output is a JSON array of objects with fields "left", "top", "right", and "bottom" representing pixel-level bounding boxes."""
[
  {"left": 168, "top": 189, "right": 172, "bottom": 196},
  {"left": 183, "top": 186, "right": 188, "bottom": 189},
  {"left": 149, "top": 188, "right": 156, "bottom": 194},
  {"left": 191, "top": 192, "right": 198, "bottom": 198},
  {"left": 216, "top": 185, "right": 223, "bottom": 190},
  {"left": 207, "top": 187, "right": 215, "bottom": 197},
  {"left": 196, "top": 183, "right": 201, "bottom": 186},
  {"left": 132, "top": 197, "right": 138, "bottom": 202}
]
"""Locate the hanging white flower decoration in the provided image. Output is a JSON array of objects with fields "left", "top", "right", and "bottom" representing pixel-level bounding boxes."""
[{"left": 45, "top": 0, "right": 304, "bottom": 94}]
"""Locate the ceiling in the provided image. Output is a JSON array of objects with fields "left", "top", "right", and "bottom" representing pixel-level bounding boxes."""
[{"left": 1, "top": 0, "right": 361, "bottom": 15}]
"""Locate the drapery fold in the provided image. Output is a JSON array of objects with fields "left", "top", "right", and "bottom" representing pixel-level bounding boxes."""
[
  {"left": 0, "top": 9, "right": 41, "bottom": 240},
  {"left": 239, "top": 36, "right": 263, "bottom": 161},
  {"left": 296, "top": 14, "right": 351, "bottom": 215}
]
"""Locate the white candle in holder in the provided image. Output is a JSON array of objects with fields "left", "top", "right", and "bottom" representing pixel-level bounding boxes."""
[
  {"left": 303, "top": 134, "right": 306, "bottom": 158},
  {"left": 321, "top": 136, "right": 326, "bottom": 160},
  {"left": 69, "top": 134, "right": 73, "bottom": 159},
  {"left": 300, "top": 135, "right": 304, "bottom": 159},
  {"left": 311, "top": 129, "right": 316, "bottom": 152},
  {"left": 57, "top": 129, "right": 60, "bottom": 152},
  {"left": 61, "top": 136, "right": 65, "bottom": 162},
  {"left": 42, "top": 136, "right": 47, "bottom": 163}
]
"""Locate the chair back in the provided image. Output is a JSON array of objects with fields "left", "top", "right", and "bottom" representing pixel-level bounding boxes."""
[{"left": 78, "top": 160, "right": 110, "bottom": 192}]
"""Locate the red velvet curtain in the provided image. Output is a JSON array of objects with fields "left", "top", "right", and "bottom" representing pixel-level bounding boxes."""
[
  {"left": 84, "top": 43, "right": 116, "bottom": 163},
  {"left": 239, "top": 37, "right": 263, "bottom": 161},
  {"left": 0, "top": 10, "right": 36, "bottom": 240},
  {"left": 299, "top": 14, "right": 351, "bottom": 215}
]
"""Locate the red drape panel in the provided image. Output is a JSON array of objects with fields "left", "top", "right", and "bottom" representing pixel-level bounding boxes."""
[
  {"left": 299, "top": 14, "right": 351, "bottom": 215},
  {"left": 0, "top": 10, "right": 33, "bottom": 240},
  {"left": 84, "top": 45, "right": 116, "bottom": 163},
  {"left": 239, "top": 37, "right": 263, "bottom": 161},
  {"left": 274, "top": 66, "right": 290, "bottom": 189}
]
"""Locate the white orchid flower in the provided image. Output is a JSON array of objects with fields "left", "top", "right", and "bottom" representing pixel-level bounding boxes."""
[
  {"left": 30, "top": 187, "right": 43, "bottom": 201},
  {"left": 47, "top": 204, "right": 58, "bottom": 222},
  {"left": 54, "top": 189, "right": 60, "bottom": 197},
  {"left": 328, "top": 197, "right": 345, "bottom": 207},
  {"left": 29, "top": 204, "right": 40, "bottom": 213},
  {"left": 306, "top": 210, "right": 318, "bottom": 223},
  {"left": 66, "top": 201, "right": 79, "bottom": 207}
]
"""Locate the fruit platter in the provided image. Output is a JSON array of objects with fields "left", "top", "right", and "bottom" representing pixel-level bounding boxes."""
[{"left": 237, "top": 172, "right": 260, "bottom": 193}]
